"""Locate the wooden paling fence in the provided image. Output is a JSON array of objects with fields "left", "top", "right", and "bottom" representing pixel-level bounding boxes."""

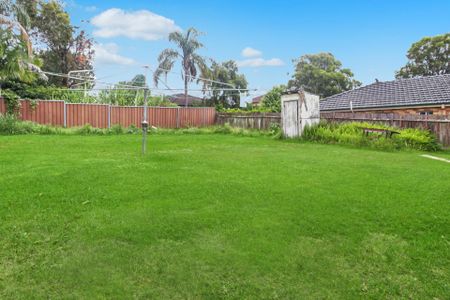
[
  {"left": 216, "top": 112, "right": 281, "bottom": 130},
  {"left": 216, "top": 111, "right": 450, "bottom": 146},
  {"left": 0, "top": 99, "right": 216, "bottom": 129}
]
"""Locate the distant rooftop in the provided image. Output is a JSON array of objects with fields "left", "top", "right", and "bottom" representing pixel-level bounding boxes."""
[
  {"left": 251, "top": 95, "right": 264, "bottom": 104},
  {"left": 320, "top": 74, "right": 450, "bottom": 111},
  {"left": 166, "top": 93, "right": 203, "bottom": 106}
]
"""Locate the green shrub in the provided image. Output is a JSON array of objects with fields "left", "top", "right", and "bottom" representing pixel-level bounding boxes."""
[
  {"left": 107, "top": 124, "right": 124, "bottom": 135},
  {"left": 269, "top": 122, "right": 282, "bottom": 139},
  {"left": 74, "top": 124, "right": 104, "bottom": 135},
  {"left": 218, "top": 107, "right": 273, "bottom": 114},
  {"left": 35, "top": 124, "right": 61, "bottom": 135},
  {"left": 126, "top": 124, "right": 139, "bottom": 134},
  {"left": 0, "top": 116, "right": 442, "bottom": 152},
  {"left": 301, "top": 121, "right": 441, "bottom": 151},
  {"left": 0, "top": 114, "right": 35, "bottom": 134},
  {"left": 180, "top": 127, "right": 204, "bottom": 134},
  {"left": 0, "top": 114, "right": 17, "bottom": 134},
  {"left": 0, "top": 114, "right": 63, "bottom": 135},
  {"left": 213, "top": 123, "right": 232, "bottom": 134},
  {"left": 395, "top": 128, "right": 440, "bottom": 151},
  {"left": 2, "top": 90, "right": 21, "bottom": 114}
]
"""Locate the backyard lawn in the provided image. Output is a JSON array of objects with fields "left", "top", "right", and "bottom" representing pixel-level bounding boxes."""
[{"left": 0, "top": 134, "right": 449, "bottom": 299}]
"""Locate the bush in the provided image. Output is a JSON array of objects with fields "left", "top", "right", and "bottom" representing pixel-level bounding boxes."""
[
  {"left": 74, "top": 124, "right": 104, "bottom": 135},
  {"left": 0, "top": 114, "right": 62, "bottom": 135},
  {"left": 106, "top": 124, "right": 124, "bottom": 135},
  {"left": 301, "top": 121, "right": 441, "bottom": 151},
  {"left": 2, "top": 90, "right": 21, "bottom": 114},
  {"left": 269, "top": 123, "right": 282, "bottom": 138},
  {"left": 396, "top": 128, "right": 440, "bottom": 151},
  {"left": 0, "top": 114, "right": 31, "bottom": 134},
  {"left": 126, "top": 124, "right": 139, "bottom": 134},
  {"left": 218, "top": 107, "right": 273, "bottom": 114},
  {"left": 213, "top": 123, "right": 232, "bottom": 134},
  {"left": 0, "top": 115, "right": 442, "bottom": 152}
]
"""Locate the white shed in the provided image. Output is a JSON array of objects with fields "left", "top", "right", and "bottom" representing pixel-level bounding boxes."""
[{"left": 281, "top": 89, "right": 320, "bottom": 138}]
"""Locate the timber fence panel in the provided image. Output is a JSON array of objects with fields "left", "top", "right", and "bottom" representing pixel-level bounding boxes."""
[
  {"left": 19, "top": 100, "right": 65, "bottom": 126},
  {"left": 0, "top": 98, "right": 216, "bottom": 129},
  {"left": 216, "top": 112, "right": 281, "bottom": 130},
  {"left": 66, "top": 103, "right": 109, "bottom": 128},
  {"left": 0, "top": 98, "right": 6, "bottom": 114}
]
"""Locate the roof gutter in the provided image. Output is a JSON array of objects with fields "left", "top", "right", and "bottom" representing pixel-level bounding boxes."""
[{"left": 320, "top": 101, "right": 450, "bottom": 112}]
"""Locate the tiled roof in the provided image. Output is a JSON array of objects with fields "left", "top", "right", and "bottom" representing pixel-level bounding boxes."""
[
  {"left": 252, "top": 95, "right": 264, "bottom": 104},
  {"left": 167, "top": 93, "right": 203, "bottom": 106},
  {"left": 320, "top": 74, "right": 450, "bottom": 111}
]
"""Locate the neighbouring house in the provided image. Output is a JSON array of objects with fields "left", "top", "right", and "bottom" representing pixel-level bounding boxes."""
[
  {"left": 320, "top": 74, "right": 450, "bottom": 115},
  {"left": 251, "top": 95, "right": 265, "bottom": 107},
  {"left": 166, "top": 93, "right": 204, "bottom": 107}
]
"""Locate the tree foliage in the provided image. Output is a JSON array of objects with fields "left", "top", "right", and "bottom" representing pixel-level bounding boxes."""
[
  {"left": 0, "top": 78, "right": 96, "bottom": 103},
  {"left": 0, "top": 0, "right": 46, "bottom": 83},
  {"left": 396, "top": 33, "right": 450, "bottom": 78},
  {"left": 0, "top": 0, "right": 32, "bottom": 53},
  {"left": 202, "top": 60, "right": 248, "bottom": 108},
  {"left": 0, "top": 1, "right": 48, "bottom": 113},
  {"left": 153, "top": 28, "right": 207, "bottom": 107},
  {"left": 98, "top": 74, "right": 175, "bottom": 107},
  {"left": 0, "top": 29, "right": 34, "bottom": 82},
  {"left": 20, "top": 0, "right": 94, "bottom": 86},
  {"left": 288, "top": 53, "right": 361, "bottom": 99},
  {"left": 261, "top": 85, "right": 285, "bottom": 112}
]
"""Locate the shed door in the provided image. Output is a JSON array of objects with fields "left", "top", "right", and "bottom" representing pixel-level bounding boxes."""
[{"left": 283, "top": 100, "right": 299, "bottom": 138}]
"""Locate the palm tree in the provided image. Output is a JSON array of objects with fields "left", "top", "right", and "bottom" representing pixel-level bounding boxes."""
[
  {"left": 153, "top": 28, "right": 207, "bottom": 107},
  {"left": 0, "top": 0, "right": 46, "bottom": 82},
  {"left": 0, "top": 0, "right": 31, "bottom": 57}
]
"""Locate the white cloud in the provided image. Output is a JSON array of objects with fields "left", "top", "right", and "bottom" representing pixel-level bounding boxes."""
[
  {"left": 241, "top": 47, "right": 262, "bottom": 58},
  {"left": 85, "top": 6, "right": 97, "bottom": 12},
  {"left": 237, "top": 58, "right": 284, "bottom": 67},
  {"left": 63, "top": 1, "right": 97, "bottom": 12},
  {"left": 94, "top": 43, "right": 135, "bottom": 66},
  {"left": 91, "top": 8, "right": 181, "bottom": 40}
]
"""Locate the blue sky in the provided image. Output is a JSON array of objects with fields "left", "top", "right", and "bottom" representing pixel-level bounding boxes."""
[{"left": 66, "top": 0, "right": 450, "bottom": 103}]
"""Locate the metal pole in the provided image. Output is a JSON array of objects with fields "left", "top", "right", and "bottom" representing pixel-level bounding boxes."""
[
  {"left": 142, "top": 89, "right": 148, "bottom": 154},
  {"left": 141, "top": 65, "right": 150, "bottom": 155},
  {"left": 107, "top": 105, "right": 111, "bottom": 128},
  {"left": 63, "top": 101, "right": 67, "bottom": 127}
]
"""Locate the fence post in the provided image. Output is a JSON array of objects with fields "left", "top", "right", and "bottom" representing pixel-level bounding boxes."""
[
  {"left": 63, "top": 101, "right": 67, "bottom": 127},
  {"left": 202, "top": 108, "right": 206, "bottom": 127},
  {"left": 176, "top": 107, "right": 180, "bottom": 128},
  {"left": 108, "top": 105, "right": 111, "bottom": 128}
]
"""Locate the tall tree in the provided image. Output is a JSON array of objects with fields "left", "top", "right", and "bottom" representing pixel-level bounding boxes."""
[
  {"left": 21, "top": 0, "right": 94, "bottom": 86},
  {"left": 98, "top": 74, "right": 147, "bottom": 106},
  {"left": 396, "top": 33, "right": 450, "bottom": 78},
  {"left": 0, "top": 0, "right": 45, "bottom": 83},
  {"left": 203, "top": 60, "right": 248, "bottom": 108},
  {"left": 153, "top": 28, "right": 207, "bottom": 107},
  {"left": 97, "top": 74, "right": 173, "bottom": 107},
  {"left": 0, "top": 29, "right": 32, "bottom": 82},
  {"left": 288, "top": 52, "right": 361, "bottom": 99},
  {"left": 0, "top": 0, "right": 31, "bottom": 56},
  {"left": 261, "top": 85, "right": 285, "bottom": 112}
]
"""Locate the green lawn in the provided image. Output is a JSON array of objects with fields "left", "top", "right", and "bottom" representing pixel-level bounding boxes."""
[{"left": 1, "top": 134, "right": 449, "bottom": 299}]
